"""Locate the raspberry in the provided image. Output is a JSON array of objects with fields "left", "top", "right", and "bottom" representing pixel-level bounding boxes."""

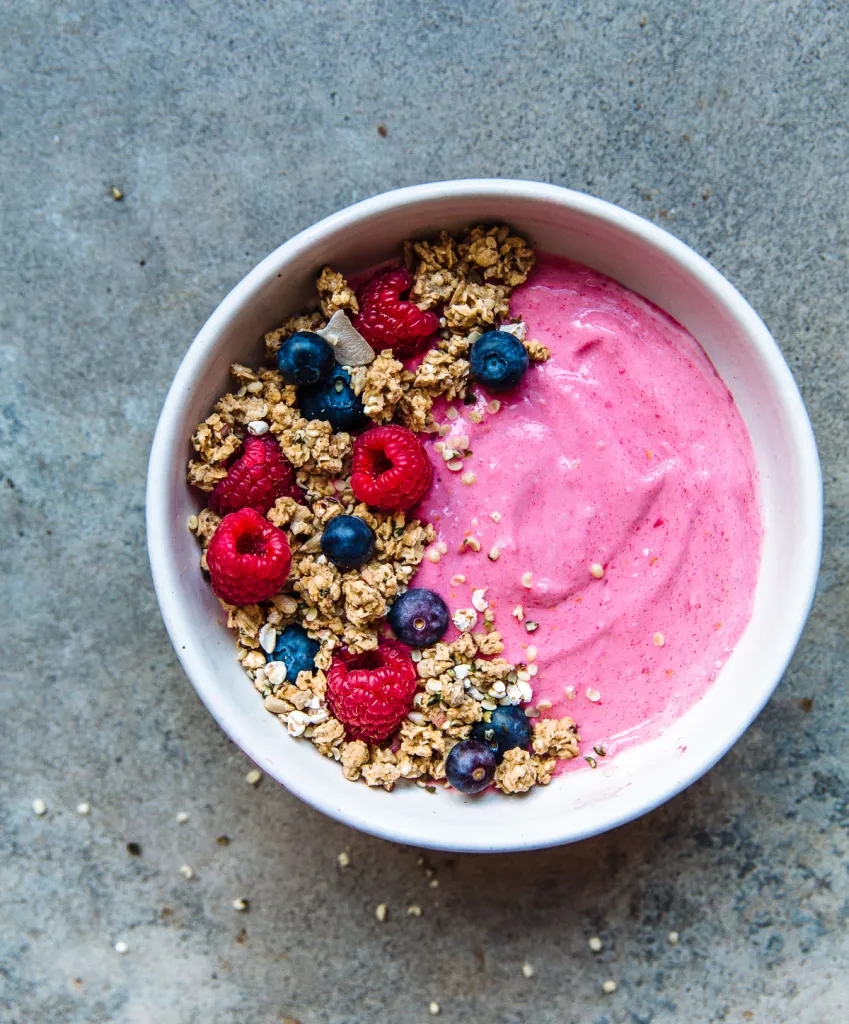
[
  {"left": 209, "top": 434, "right": 299, "bottom": 516},
  {"left": 351, "top": 425, "right": 433, "bottom": 512},
  {"left": 351, "top": 268, "right": 439, "bottom": 358},
  {"left": 326, "top": 640, "right": 418, "bottom": 742},
  {"left": 206, "top": 508, "right": 292, "bottom": 606}
]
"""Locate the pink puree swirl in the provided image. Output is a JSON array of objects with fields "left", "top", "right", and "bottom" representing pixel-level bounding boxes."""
[{"left": 412, "top": 255, "right": 762, "bottom": 764}]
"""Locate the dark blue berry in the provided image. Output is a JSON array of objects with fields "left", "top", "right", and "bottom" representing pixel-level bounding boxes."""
[
  {"left": 265, "top": 624, "right": 320, "bottom": 681},
  {"left": 388, "top": 588, "right": 450, "bottom": 648},
  {"left": 445, "top": 740, "right": 497, "bottom": 794},
  {"left": 471, "top": 705, "right": 532, "bottom": 761},
  {"left": 320, "top": 515, "right": 376, "bottom": 570},
  {"left": 277, "top": 331, "right": 336, "bottom": 387},
  {"left": 469, "top": 330, "right": 529, "bottom": 392},
  {"left": 298, "top": 367, "right": 368, "bottom": 433}
]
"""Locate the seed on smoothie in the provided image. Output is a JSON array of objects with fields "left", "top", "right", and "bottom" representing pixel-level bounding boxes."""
[
  {"left": 436, "top": 540, "right": 448, "bottom": 554},
  {"left": 471, "top": 589, "right": 489, "bottom": 612},
  {"left": 447, "top": 459, "right": 464, "bottom": 472},
  {"left": 585, "top": 755, "right": 598, "bottom": 768},
  {"left": 521, "top": 572, "right": 533, "bottom": 588},
  {"left": 468, "top": 410, "right": 482, "bottom": 423},
  {"left": 454, "top": 434, "right": 470, "bottom": 450},
  {"left": 461, "top": 471, "right": 477, "bottom": 485},
  {"left": 487, "top": 399, "right": 501, "bottom": 414},
  {"left": 512, "top": 605, "right": 524, "bottom": 620},
  {"left": 537, "top": 699, "right": 552, "bottom": 711},
  {"left": 488, "top": 546, "right": 500, "bottom": 560},
  {"left": 450, "top": 573, "right": 466, "bottom": 585},
  {"left": 490, "top": 511, "right": 502, "bottom": 522},
  {"left": 564, "top": 685, "right": 576, "bottom": 700},
  {"left": 586, "top": 688, "right": 601, "bottom": 702},
  {"left": 434, "top": 441, "right": 446, "bottom": 453},
  {"left": 425, "top": 548, "right": 441, "bottom": 563},
  {"left": 653, "top": 632, "right": 665, "bottom": 646},
  {"left": 446, "top": 407, "right": 459, "bottom": 421},
  {"left": 527, "top": 645, "right": 538, "bottom": 661},
  {"left": 441, "top": 448, "right": 457, "bottom": 461},
  {"left": 593, "top": 742, "right": 608, "bottom": 757},
  {"left": 525, "top": 621, "right": 539, "bottom": 632},
  {"left": 461, "top": 536, "right": 481, "bottom": 552},
  {"left": 590, "top": 563, "right": 605, "bottom": 579}
]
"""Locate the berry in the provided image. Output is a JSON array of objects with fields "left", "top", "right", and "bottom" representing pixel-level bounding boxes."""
[
  {"left": 445, "top": 740, "right": 497, "bottom": 794},
  {"left": 469, "top": 330, "right": 530, "bottom": 391},
  {"left": 326, "top": 640, "right": 418, "bottom": 742},
  {"left": 351, "top": 425, "right": 433, "bottom": 512},
  {"left": 388, "top": 588, "right": 449, "bottom": 648},
  {"left": 266, "top": 624, "right": 320, "bottom": 681},
  {"left": 298, "top": 367, "right": 368, "bottom": 433},
  {"left": 352, "top": 268, "right": 440, "bottom": 358},
  {"left": 471, "top": 705, "right": 533, "bottom": 762},
  {"left": 320, "top": 515, "right": 376, "bottom": 570},
  {"left": 277, "top": 331, "right": 336, "bottom": 387},
  {"left": 206, "top": 508, "right": 291, "bottom": 605},
  {"left": 209, "top": 434, "right": 300, "bottom": 516}
]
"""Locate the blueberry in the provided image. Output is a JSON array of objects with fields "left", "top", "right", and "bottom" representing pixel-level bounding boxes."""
[
  {"left": 445, "top": 740, "right": 498, "bottom": 794},
  {"left": 388, "top": 588, "right": 450, "bottom": 648},
  {"left": 298, "top": 367, "right": 368, "bottom": 433},
  {"left": 469, "top": 330, "right": 529, "bottom": 392},
  {"left": 471, "top": 705, "right": 532, "bottom": 761},
  {"left": 265, "top": 624, "right": 320, "bottom": 681},
  {"left": 277, "top": 331, "right": 336, "bottom": 387},
  {"left": 320, "top": 515, "right": 376, "bottom": 570}
]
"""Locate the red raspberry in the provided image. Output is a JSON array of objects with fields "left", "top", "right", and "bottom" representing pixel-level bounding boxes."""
[
  {"left": 352, "top": 268, "right": 439, "bottom": 358},
  {"left": 209, "top": 434, "right": 299, "bottom": 516},
  {"left": 326, "top": 640, "right": 418, "bottom": 742},
  {"left": 351, "top": 425, "right": 433, "bottom": 512},
  {"left": 206, "top": 508, "right": 292, "bottom": 606}
]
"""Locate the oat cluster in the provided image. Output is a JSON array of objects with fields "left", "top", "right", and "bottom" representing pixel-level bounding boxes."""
[{"left": 187, "top": 226, "right": 579, "bottom": 793}]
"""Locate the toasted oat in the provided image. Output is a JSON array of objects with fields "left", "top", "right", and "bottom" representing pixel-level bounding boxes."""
[{"left": 316, "top": 266, "right": 359, "bottom": 318}]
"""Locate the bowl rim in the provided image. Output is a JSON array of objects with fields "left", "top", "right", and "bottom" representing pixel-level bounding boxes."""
[{"left": 147, "top": 179, "right": 822, "bottom": 851}]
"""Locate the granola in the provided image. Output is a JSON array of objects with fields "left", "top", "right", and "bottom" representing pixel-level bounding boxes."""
[{"left": 187, "top": 226, "right": 577, "bottom": 796}]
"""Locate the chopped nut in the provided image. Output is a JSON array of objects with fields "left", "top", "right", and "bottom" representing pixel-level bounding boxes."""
[
  {"left": 452, "top": 608, "right": 478, "bottom": 632},
  {"left": 586, "top": 688, "right": 601, "bottom": 703}
]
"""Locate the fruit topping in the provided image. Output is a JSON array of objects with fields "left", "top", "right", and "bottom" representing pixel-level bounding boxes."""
[
  {"left": 208, "top": 434, "right": 300, "bottom": 517},
  {"left": 297, "top": 366, "right": 368, "bottom": 433},
  {"left": 320, "top": 514, "right": 376, "bottom": 570},
  {"left": 352, "top": 268, "right": 439, "bottom": 358},
  {"left": 471, "top": 705, "right": 533, "bottom": 762},
  {"left": 445, "top": 740, "right": 498, "bottom": 794},
  {"left": 277, "top": 331, "right": 336, "bottom": 386},
  {"left": 351, "top": 424, "right": 433, "bottom": 512},
  {"left": 206, "top": 508, "right": 292, "bottom": 606},
  {"left": 325, "top": 640, "right": 418, "bottom": 742},
  {"left": 388, "top": 588, "right": 450, "bottom": 648},
  {"left": 265, "top": 624, "right": 321, "bottom": 682},
  {"left": 469, "top": 329, "right": 529, "bottom": 391}
]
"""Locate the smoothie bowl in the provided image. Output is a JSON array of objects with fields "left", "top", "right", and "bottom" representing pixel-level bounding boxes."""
[{"left": 147, "top": 180, "right": 821, "bottom": 852}]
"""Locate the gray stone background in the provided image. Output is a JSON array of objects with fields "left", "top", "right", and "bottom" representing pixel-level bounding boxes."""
[{"left": 2, "top": 1, "right": 847, "bottom": 1021}]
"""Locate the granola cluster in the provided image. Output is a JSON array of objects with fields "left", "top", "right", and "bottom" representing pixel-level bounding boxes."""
[{"left": 187, "top": 225, "right": 580, "bottom": 795}]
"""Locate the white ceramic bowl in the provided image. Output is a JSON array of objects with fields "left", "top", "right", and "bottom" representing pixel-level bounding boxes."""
[{"left": 147, "top": 180, "right": 822, "bottom": 852}]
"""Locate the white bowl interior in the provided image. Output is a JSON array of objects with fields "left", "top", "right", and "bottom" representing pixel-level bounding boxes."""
[{"left": 148, "top": 182, "right": 821, "bottom": 851}]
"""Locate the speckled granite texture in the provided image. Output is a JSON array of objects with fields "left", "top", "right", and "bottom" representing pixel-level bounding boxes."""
[{"left": 2, "top": 1, "right": 847, "bottom": 1022}]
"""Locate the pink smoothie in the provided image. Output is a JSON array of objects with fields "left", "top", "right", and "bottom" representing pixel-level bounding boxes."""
[{"left": 413, "top": 255, "right": 762, "bottom": 765}]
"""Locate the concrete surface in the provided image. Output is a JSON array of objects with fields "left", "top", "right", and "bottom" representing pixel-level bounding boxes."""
[{"left": 2, "top": 1, "right": 847, "bottom": 1021}]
